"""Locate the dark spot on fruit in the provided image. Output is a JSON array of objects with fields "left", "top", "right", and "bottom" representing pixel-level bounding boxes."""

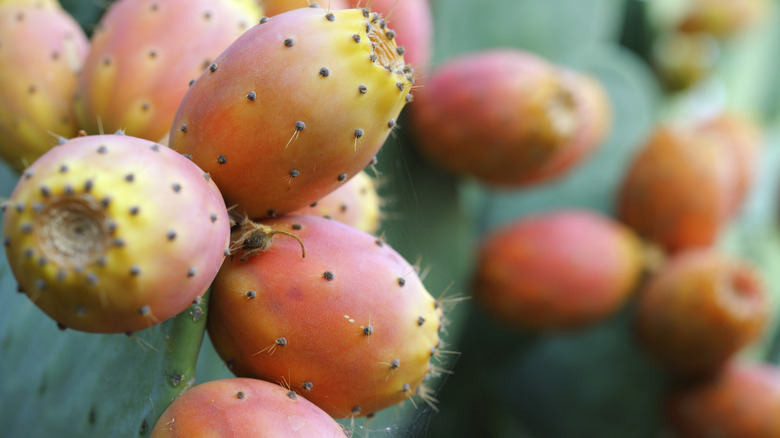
[
  {"left": 365, "top": 24, "right": 371, "bottom": 34},
  {"left": 226, "top": 359, "right": 236, "bottom": 369},
  {"left": 84, "top": 180, "right": 93, "bottom": 192},
  {"left": 188, "top": 79, "right": 195, "bottom": 87},
  {"left": 352, "top": 406, "right": 361, "bottom": 415},
  {"left": 386, "top": 30, "right": 396, "bottom": 40},
  {"left": 56, "top": 270, "right": 66, "bottom": 282},
  {"left": 340, "top": 204, "right": 347, "bottom": 212},
  {"left": 75, "top": 305, "right": 87, "bottom": 316},
  {"left": 37, "top": 257, "right": 47, "bottom": 267},
  {"left": 355, "top": 129, "right": 364, "bottom": 138},
  {"left": 319, "top": 67, "right": 330, "bottom": 77},
  {"left": 406, "top": 93, "right": 414, "bottom": 102},
  {"left": 362, "top": 8, "right": 369, "bottom": 17},
  {"left": 284, "top": 38, "right": 294, "bottom": 47},
  {"left": 24, "top": 170, "right": 34, "bottom": 179},
  {"left": 113, "top": 238, "right": 125, "bottom": 247},
  {"left": 209, "top": 63, "right": 218, "bottom": 73},
  {"left": 323, "top": 215, "right": 332, "bottom": 220},
  {"left": 180, "top": 124, "right": 187, "bottom": 133},
  {"left": 375, "top": 239, "right": 384, "bottom": 247},
  {"left": 129, "top": 206, "right": 140, "bottom": 215},
  {"left": 310, "top": 201, "right": 318, "bottom": 207},
  {"left": 338, "top": 173, "right": 347, "bottom": 182},
  {"left": 236, "top": 391, "right": 246, "bottom": 399},
  {"left": 292, "top": 223, "right": 302, "bottom": 230},
  {"left": 107, "top": 221, "right": 117, "bottom": 233},
  {"left": 260, "top": 16, "right": 269, "bottom": 24},
  {"left": 246, "top": 290, "right": 256, "bottom": 299},
  {"left": 398, "top": 277, "right": 406, "bottom": 286},
  {"left": 148, "top": 50, "right": 157, "bottom": 59},
  {"left": 323, "top": 271, "right": 335, "bottom": 281},
  {"left": 64, "top": 185, "right": 74, "bottom": 195},
  {"left": 362, "top": 325, "right": 373, "bottom": 336},
  {"left": 295, "top": 121, "right": 306, "bottom": 131},
  {"left": 397, "top": 46, "right": 406, "bottom": 56},
  {"left": 36, "top": 279, "right": 47, "bottom": 291},
  {"left": 183, "top": 154, "right": 193, "bottom": 160},
  {"left": 353, "top": 34, "right": 361, "bottom": 43},
  {"left": 102, "top": 57, "right": 111, "bottom": 66},
  {"left": 325, "top": 12, "right": 335, "bottom": 21},
  {"left": 396, "top": 82, "right": 404, "bottom": 91},
  {"left": 369, "top": 54, "right": 377, "bottom": 62},
  {"left": 208, "top": 212, "right": 217, "bottom": 223},
  {"left": 369, "top": 156, "right": 378, "bottom": 166},
  {"left": 268, "top": 209, "right": 277, "bottom": 218},
  {"left": 388, "top": 119, "right": 396, "bottom": 129},
  {"left": 246, "top": 91, "right": 256, "bottom": 101},
  {"left": 203, "top": 11, "right": 212, "bottom": 20},
  {"left": 217, "top": 154, "right": 227, "bottom": 164},
  {"left": 58, "top": 164, "right": 68, "bottom": 173},
  {"left": 20, "top": 223, "right": 33, "bottom": 234},
  {"left": 130, "top": 265, "right": 141, "bottom": 276},
  {"left": 23, "top": 248, "right": 33, "bottom": 258},
  {"left": 172, "top": 183, "right": 182, "bottom": 192},
  {"left": 149, "top": 143, "right": 159, "bottom": 151},
  {"left": 359, "top": 84, "right": 368, "bottom": 94},
  {"left": 289, "top": 169, "right": 300, "bottom": 178},
  {"left": 203, "top": 172, "right": 211, "bottom": 181},
  {"left": 287, "top": 391, "right": 297, "bottom": 399},
  {"left": 276, "top": 337, "right": 287, "bottom": 346},
  {"left": 193, "top": 296, "right": 202, "bottom": 305},
  {"left": 167, "top": 230, "right": 176, "bottom": 240},
  {"left": 302, "top": 381, "right": 313, "bottom": 391},
  {"left": 138, "top": 305, "right": 151, "bottom": 316},
  {"left": 40, "top": 186, "right": 51, "bottom": 197},
  {"left": 418, "top": 316, "right": 426, "bottom": 326},
  {"left": 151, "top": 3, "right": 158, "bottom": 11},
  {"left": 187, "top": 267, "right": 196, "bottom": 277},
  {"left": 101, "top": 197, "right": 111, "bottom": 208},
  {"left": 391, "top": 359, "right": 400, "bottom": 370},
  {"left": 402, "top": 383, "right": 411, "bottom": 393},
  {"left": 15, "top": 202, "right": 24, "bottom": 212}
]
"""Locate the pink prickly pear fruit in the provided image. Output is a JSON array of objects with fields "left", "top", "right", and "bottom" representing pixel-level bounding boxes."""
[
  {"left": 349, "top": 0, "right": 433, "bottom": 76},
  {"left": 1, "top": 134, "right": 230, "bottom": 333},
  {"left": 412, "top": 49, "right": 599, "bottom": 187},
  {"left": 260, "top": 0, "right": 348, "bottom": 16},
  {"left": 665, "top": 361, "right": 780, "bottom": 438},
  {"left": 151, "top": 378, "right": 349, "bottom": 437},
  {"left": 616, "top": 124, "right": 739, "bottom": 254},
  {"left": 635, "top": 249, "right": 766, "bottom": 375},
  {"left": 208, "top": 215, "right": 443, "bottom": 418},
  {"left": 290, "top": 170, "right": 381, "bottom": 234},
  {"left": 0, "top": 0, "right": 89, "bottom": 172},
  {"left": 170, "top": 7, "right": 412, "bottom": 219},
  {"left": 74, "top": 0, "right": 262, "bottom": 142},
  {"left": 473, "top": 209, "right": 643, "bottom": 330}
]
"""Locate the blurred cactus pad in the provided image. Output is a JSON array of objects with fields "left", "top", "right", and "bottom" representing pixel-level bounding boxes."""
[{"left": 3, "top": 0, "right": 780, "bottom": 437}]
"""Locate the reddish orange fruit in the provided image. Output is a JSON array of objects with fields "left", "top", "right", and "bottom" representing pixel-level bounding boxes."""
[
  {"left": 635, "top": 249, "right": 766, "bottom": 375},
  {"left": 473, "top": 209, "right": 643, "bottom": 330},
  {"left": 666, "top": 361, "right": 780, "bottom": 437}
]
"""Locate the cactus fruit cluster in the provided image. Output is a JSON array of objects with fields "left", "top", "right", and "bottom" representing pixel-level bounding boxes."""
[{"left": 3, "top": 1, "right": 780, "bottom": 437}]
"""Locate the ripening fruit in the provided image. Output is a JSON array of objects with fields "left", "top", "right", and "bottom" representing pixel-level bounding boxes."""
[
  {"left": 635, "top": 249, "right": 766, "bottom": 375},
  {"left": 473, "top": 209, "right": 643, "bottom": 330},
  {"left": 617, "top": 123, "right": 739, "bottom": 253},
  {"left": 170, "top": 7, "right": 412, "bottom": 218},
  {"left": 665, "top": 361, "right": 780, "bottom": 437},
  {"left": 208, "top": 215, "right": 443, "bottom": 418},
  {"left": 151, "top": 378, "right": 349, "bottom": 437},
  {"left": 1, "top": 134, "right": 230, "bottom": 333},
  {"left": 0, "top": 0, "right": 89, "bottom": 172},
  {"left": 412, "top": 49, "right": 609, "bottom": 187},
  {"left": 259, "top": 0, "right": 348, "bottom": 16},
  {"left": 74, "top": 0, "right": 262, "bottom": 141}
]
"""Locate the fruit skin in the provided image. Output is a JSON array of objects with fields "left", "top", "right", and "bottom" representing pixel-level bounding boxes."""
[
  {"left": 617, "top": 124, "right": 739, "bottom": 254},
  {"left": 151, "top": 377, "right": 348, "bottom": 437},
  {"left": 677, "top": 0, "right": 772, "bottom": 38},
  {"left": 349, "top": 0, "right": 433, "bottom": 75},
  {"left": 207, "top": 215, "right": 442, "bottom": 418},
  {"left": 665, "top": 361, "right": 780, "bottom": 437},
  {"left": 170, "top": 7, "right": 412, "bottom": 219},
  {"left": 0, "top": 0, "right": 89, "bottom": 172},
  {"left": 290, "top": 170, "right": 381, "bottom": 234},
  {"left": 261, "top": 0, "right": 348, "bottom": 16},
  {"left": 473, "top": 209, "right": 643, "bottom": 331},
  {"left": 412, "top": 49, "right": 601, "bottom": 187},
  {"left": 635, "top": 249, "right": 766, "bottom": 375},
  {"left": 1, "top": 134, "right": 230, "bottom": 333},
  {"left": 74, "top": 0, "right": 262, "bottom": 142}
]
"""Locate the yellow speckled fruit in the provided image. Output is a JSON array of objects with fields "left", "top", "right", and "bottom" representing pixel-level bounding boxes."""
[
  {"left": 0, "top": 0, "right": 89, "bottom": 172},
  {"left": 2, "top": 134, "right": 230, "bottom": 333}
]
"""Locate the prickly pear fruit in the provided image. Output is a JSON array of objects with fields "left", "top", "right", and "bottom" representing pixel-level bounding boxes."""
[
  {"left": 665, "top": 361, "right": 780, "bottom": 438},
  {"left": 473, "top": 209, "right": 643, "bottom": 330},
  {"left": 635, "top": 249, "right": 766, "bottom": 375},
  {"left": 170, "top": 7, "right": 412, "bottom": 218},
  {"left": 74, "top": 0, "right": 262, "bottom": 142},
  {"left": 290, "top": 170, "right": 381, "bottom": 234},
  {"left": 0, "top": 0, "right": 89, "bottom": 172},
  {"left": 617, "top": 124, "right": 739, "bottom": 254},
  {"left": 412, "top": 49, "right": 605, "bottom": 187},
  {"left": 260, "top": 0, "right": 348, "bottom": 16},
  {"left": 151, "top": 377, "right": 348, "bottom": 437},
  {"left": 349, "top": 0, "right": 433, "bottom": 76},
  {"left": 207, "top": 215, "right": 443, "bottom": 418},
  {"left": 1, "top": 134, "right": 231, "bottom": 333}
]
